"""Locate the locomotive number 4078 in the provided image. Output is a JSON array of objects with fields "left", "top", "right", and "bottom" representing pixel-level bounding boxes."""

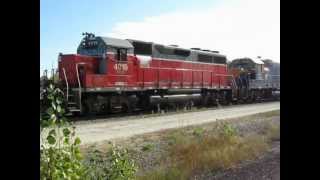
[{"left": 114, "top": 63, "right": 128, "bottom": 73}]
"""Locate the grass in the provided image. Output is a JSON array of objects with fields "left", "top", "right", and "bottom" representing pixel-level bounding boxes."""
[
  {"left": 141, "top": 143, "right": 155, "bottom": 152},
  {"left": 192, "top": 127, "right": 205, "bottom": 137},
  {"left": 80, "top": 111, "right": 280, "bottom": 180},
  {"left": 138, "top": 167, "right": 188, "bottom": 180},
  {"left": 136, "top": 120, "right": 276, "bottom": 180},
  {"left": 264, "top": 121, "right": 280, "bottom": 141},
  {"left": 254, "top": 110, "right": 280, "bottom": 118},
  {"left": 167, "top": 130, "right": 187, "bottom": 145}
]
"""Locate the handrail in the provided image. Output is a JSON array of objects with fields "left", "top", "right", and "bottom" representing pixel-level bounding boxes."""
[
  {"left": 76, "top": 63, "right": 83, "bottom": 113},
  {"left": 62, "top": 68, "right": 69, "bottom": 102},
  {"left": 231, "top": 75, "right": 238, "bottom": 89},
  {"left": 215, "top": 74, "right": 232, "bottom": 77}
]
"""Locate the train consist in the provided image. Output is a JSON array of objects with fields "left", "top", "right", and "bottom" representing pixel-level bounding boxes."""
[{"left": 53, "top": 33, "right": 279, "bottom": 115}]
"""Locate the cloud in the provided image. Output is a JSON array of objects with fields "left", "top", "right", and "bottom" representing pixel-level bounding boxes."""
[{"left": 106, "top": 0, "right": 280, "bottom": 62}]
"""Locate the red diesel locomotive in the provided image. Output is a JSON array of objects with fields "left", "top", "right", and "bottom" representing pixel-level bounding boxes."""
[{"left": 57, "top": 33, "right": 276, "bottom": 115}]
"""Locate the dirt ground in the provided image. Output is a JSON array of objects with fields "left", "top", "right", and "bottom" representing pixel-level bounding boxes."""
[{"left": 75, "top": 102, "right": 280, "bottom": 144}]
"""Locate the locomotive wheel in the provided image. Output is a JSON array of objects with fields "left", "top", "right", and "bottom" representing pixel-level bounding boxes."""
[
  {"left": 120, "top": 98, "right": 132, "bottom": 114},
  {"left": 201, "top": 94, "right": 210, "bottom": 107},
  {"left": 82, "top": 95, "right": 103, "bottom": 116},
  {"left": 122, "top": 102, "right": 133, "bottom": 113},
  {"left": 82, "top": 100, "right": 96, "bottom": 116},
  {"left": 100, "top": 102, "right": 111, "bottom": 115},
  {"left": 186, "top": 100, "right": 195, "bottom": 110}
]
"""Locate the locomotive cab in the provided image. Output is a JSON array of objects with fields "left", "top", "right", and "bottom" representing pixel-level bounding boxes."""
[
  {"left": 77, "top": 33, "right": 134, "bottom": 75},
  {"left": 59, "top": 33, "right": 135, "bottom": 89}
]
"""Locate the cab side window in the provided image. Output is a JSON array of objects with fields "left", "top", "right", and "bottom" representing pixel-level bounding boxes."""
[{"left": 117, "top": 49, "right": 127, "bottom": 61}]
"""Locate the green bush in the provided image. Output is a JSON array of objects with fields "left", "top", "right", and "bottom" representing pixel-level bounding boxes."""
[
  {"left": 222, "top": 123, "right": 236, "bottom": 137},
  {"left": 106, "top": 145, "right": 138, "bottom": 180},
  {"left": 83, "top": 149, "right": 109, "bottom": 179},
  {"left": 193, "top": 127, "right": 205, "bottom": 137},
  {"left": 84, "top": 145, "right": 138, "bottom": 180},
  {"left": 141, "top": 143, "right": 154, "bottom": 152},
  {"left": 167, "top": 130, "right": 186, "bottom": 145},
  {"left": 214, "top": 121, "right": 237, "bottom": 138},
  {"left": 41, "top": 85, "right": 138, "bottom": 180},
  {"left": 40, "top": 84, "right": 86, "bottom": 180}
]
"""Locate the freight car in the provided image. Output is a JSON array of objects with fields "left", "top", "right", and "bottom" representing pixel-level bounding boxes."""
[{"left": 57, "top": 33, "right": 279, "bottom": 115}]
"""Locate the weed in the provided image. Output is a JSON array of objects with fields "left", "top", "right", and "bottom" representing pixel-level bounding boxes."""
[
  {"left": 193, "top": 127, "right": 205, "bottom": 137},
  {"left": 264, "top": 122, "right": 280, "bottom": 141},
  {"left": 213, "top": 121, "right": 237, "bottom": 139},
  {"left": 221, "top": 123, "right": 236, "bottom": 137},
  {"left": 167, "top": 130, "right": 186, "bottom": 145},
  {"left": 84, "top": 145, "right": 138, "bottom": 180},
  {"left": 40, "top": 84, "right": 86, "bottom": 180},
  {"left": 141, "top": 143, "right": 155, "bottom": 152},
  {"left": 41, "top": 84, "right": 138, "bottom": 180}
]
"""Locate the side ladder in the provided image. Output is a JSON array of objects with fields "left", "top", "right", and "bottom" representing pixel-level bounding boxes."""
[{"left": 62, "top": 68, "right": 81, "bottom": 116}]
